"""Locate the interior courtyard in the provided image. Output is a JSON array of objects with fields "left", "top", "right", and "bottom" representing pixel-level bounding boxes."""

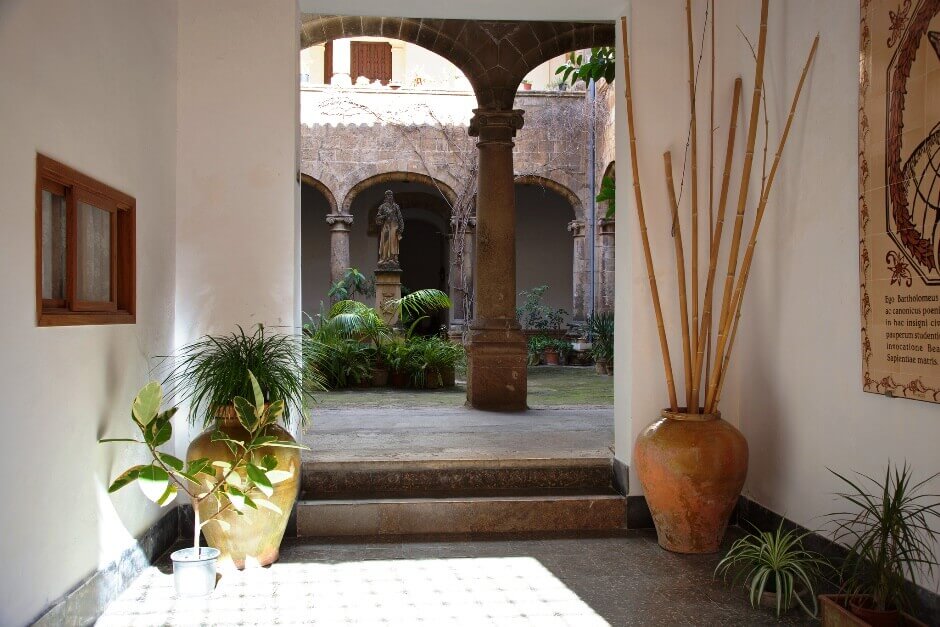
[{"left": 2, "top": 1, "right": 940, "bottom": 626}]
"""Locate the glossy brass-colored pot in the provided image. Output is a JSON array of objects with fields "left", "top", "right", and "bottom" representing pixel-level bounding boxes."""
[
  {"left": 634, "top": 409, "right": 748, "bottom": 554},
  {"left": 187, "top": 408, "right": 300, "bottom": 569}
]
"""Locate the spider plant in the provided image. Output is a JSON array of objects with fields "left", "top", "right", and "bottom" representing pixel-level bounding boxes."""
[
  {"left": 828, "top": 463, "right": 940, "bottom": 615},
  {"left": 715, "top": 521, "right": 830, "bottom": 618},
  {"left": 161, "top": 324, "right": 309, "bottom": 428}
]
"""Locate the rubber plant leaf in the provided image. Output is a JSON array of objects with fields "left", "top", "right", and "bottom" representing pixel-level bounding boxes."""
[
  {"left": 132, "top": 382, "right": 162, "bottom": 426},
  {"left": 108, "top": 465, "right": 145, "bottom": 493},
  {"left": 137, "top": 465, "right": 170, "bottom": 503}
]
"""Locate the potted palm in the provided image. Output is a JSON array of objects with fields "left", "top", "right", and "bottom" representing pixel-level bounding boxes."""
[
  {"left": 716, "top": 521, "right": 830, "bottom": 618},
  {"left": 587, "top": 312, "right": 614, "bottom": 375},
  {"left": 100, "top": 376, "right": 301, "bottom": 596},
  {"left": 161, "top": 325, "right": 309, "bottom": 568},
  {"left": 821, "top": 463, "right": 938, "bottom": 627}
]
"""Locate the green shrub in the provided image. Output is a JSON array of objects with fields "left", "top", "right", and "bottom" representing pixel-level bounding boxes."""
[
  {"left": 517, "top": 286, "right": 567, "bottom": 330},
  {"left": 587, "top": 311, "right": 614, "bottom": 362}
]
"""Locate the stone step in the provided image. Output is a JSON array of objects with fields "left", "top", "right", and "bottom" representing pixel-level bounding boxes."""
[
  {"left": 301, "top": 457, "right": 614, "bottom": 499},
  {"left": 296, "top": 493, "right": 626, "bottom": 537}
]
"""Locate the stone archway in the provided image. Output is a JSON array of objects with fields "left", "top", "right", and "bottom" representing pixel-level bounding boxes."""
[
  {"left": 302, "top": 13, "right": 615, "bottom": 410},
  {"left": 300, "top": 175, "right": 342, "bottom": 315},
  {"left": 341, "top": 170, "right": 457, "bottom": 214}
]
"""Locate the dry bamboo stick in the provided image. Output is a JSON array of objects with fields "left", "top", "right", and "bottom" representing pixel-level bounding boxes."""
[
  {"left": 621, "top": 16, "right": 679, "bottom": 411},
  {"left": 685, "top": 0, "right": 700, "bottom": 411},
  {"left": 705, "top": 0, "right": 716, "bottom": 396},
  {"left": 709, "top": 35, "right": 819, "bottom": 411},
  {"left": 704, "top": 0, "right": 769, "bottom": 412},
  {"left": 693, "top": 78, "right": 742, "bottom": 409},
  {"left": 712, "top": 300, "right": 741, "bottom": 410},
  {"left": 664, "top": 151, "right": 693, "bottom": 411}
]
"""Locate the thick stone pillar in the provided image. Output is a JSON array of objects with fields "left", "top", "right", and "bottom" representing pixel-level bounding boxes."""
[
  {"left": 567, "top": 219, "right": 587, "bottom": 321},
  {"left": 325, "top": 213, "right": 353, "bottom": 286},
  {"left": 330, "top": 38, "right": 351, "bottom": 86},
  {"left": 466, "top": 108, "right": 527, "bottom": 410},
  {"left": 596, "top": 217, "right": 615, "bottom": 313}
]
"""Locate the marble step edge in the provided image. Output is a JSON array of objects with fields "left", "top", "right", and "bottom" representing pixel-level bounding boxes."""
[
  {"left": 296, "top": 494, "right": 627, "bottom": 536},
  {"left": 301, "top": 457, "right": 615, "bottom": 496},
  {"left": 301, "top": 457, "right": 613, "bottom": 472}
]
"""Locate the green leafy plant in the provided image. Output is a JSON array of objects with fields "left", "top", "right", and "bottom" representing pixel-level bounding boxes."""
[
  {"left": 596, "top": 175, "right": 615, "bottom": 218},
  {"left": 328, "top": 267, "right": 374, "bottom": 300},
  {"left": 587, "top": 311, "right": 615, "bottom": 362},
  {"left": 162, "top": 325, "right": 309, "bottom": 428},
  {"left": 100, "top": 374, "right": 304, "bottom": 556},
  {"left": 517, "top": 285, "right": 567, "bottom": 331},
  {"left": 399, "top": 335, "right": 463, "bottom": 388},
  {"left": 388, "top": 288, "right": 452, "bottom": 325},
  {"left": 555, "top": 47, "right": 616, "bottom": 86},
  {"left": 828, "top": 463, "right": 940, "bottom": 614},
  {"left": 715, "top": 521, "right": 830, "bottom": 618}
]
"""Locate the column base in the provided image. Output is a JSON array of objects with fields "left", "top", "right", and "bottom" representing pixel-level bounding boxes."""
[{"left": 465, "top": 324, "right": 528, "bottom": 411}]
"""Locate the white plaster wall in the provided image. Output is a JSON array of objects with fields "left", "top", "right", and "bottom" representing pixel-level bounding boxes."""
[
  {"left": 175, "top": 1, "right": 300, "bottom": 343},
  {"left": 0, "top": 1, "right": 178, "bottom": 624},
  {"left": 619, "top": 0, "right": 940, "bottom": 591}
]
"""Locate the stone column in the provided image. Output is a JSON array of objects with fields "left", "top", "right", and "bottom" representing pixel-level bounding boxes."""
[
  {"left": 330, "top": 38, "right": 351, "bottom": 86},
  {"left": 567, "top": 219, "right": 587, "bottom": 321},
  {"left": 596, "top": 217, "right": 615, "bottom": 313},
  {"left": 466, "top": 108, "right": 527, "bottom": 410},
  {"left": 391, "top": 42, "right": 406, "bottom": 84},
  {"left": 325, "top": 213, "right": 353, "bottom": 286}
]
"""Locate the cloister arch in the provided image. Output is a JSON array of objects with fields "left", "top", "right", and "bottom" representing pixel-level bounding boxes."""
[
  {"left": 514, "top": 174, "right": 583, "bottom": 220},
  {"left": 301, "top": 15, "right": 614, "bottom": 109},
  {"left": 300, "top": 173, "right": 338, "bottom": 213},
  {"left": 341, "top": 170, "right": 458, "bottom": 214}
]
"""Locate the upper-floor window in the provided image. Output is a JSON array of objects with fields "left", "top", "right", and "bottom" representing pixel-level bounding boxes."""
[{"left": 36, "top": 154, "right": 135, "bottom": 326}]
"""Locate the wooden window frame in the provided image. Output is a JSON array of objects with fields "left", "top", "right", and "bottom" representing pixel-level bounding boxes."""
[{"left": 35, "top": 154, "right": 136, "bottom": 326}]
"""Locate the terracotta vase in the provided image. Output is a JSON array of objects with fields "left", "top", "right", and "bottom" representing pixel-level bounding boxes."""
[
  {"left": 187, "top": 408, "right": 300, "bottom": 569},
  {"left": 543, "top": 349, "right": 560, "bottom": 366},
  {"left": 634, "top": 408, "right": 748, "bottom": 553}
]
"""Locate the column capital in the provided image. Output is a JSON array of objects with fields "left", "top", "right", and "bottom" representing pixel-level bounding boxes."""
[
  {"left": 567, "top": 219, "right": 586, "bottom": 237},
  {"left": 598, "top": 217, "right": 615, "bottom": 235},
  {"left": 326, "top": 213, "right": 353, "bottom": 230},
  {"left": 469, "top": 108, "right": 525, "bottom": 143}
]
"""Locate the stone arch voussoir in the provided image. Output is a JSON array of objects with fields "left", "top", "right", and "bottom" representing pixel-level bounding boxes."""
[
  {"left": 341, "top": 169, "right": 459, "bottom": 214},
  {"left": 299, "top": 173, "right": 339, "bottom": 214}
]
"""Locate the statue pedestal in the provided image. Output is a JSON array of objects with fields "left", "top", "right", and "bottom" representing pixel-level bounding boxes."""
[{"left": 374, "top": 268, "right": 402, "bottom": 326}]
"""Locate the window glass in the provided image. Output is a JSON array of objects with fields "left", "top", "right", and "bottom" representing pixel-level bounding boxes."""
[
  {"left": 77, "top": 200, "right": 111, "bottom": 303},
  {"left": 41, "top": 189, "right": 67, "bottom": 301}
]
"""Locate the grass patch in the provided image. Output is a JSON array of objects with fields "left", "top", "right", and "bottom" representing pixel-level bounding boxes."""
[{"left": 311, "top": 366, "right": 613, "bottom": 409}]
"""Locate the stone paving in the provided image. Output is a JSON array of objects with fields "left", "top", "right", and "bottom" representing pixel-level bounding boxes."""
[{"left": 97, "top": 531, "right": 814, "bottom": 626}]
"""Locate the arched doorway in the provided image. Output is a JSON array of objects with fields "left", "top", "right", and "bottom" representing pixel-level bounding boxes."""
[
  {"left": 514, "top": 178, "right": 579, "bottom": 322},
  {"left": 300, "top": 175, "right": 338, "bottom": 317},
  {"left": 344, "top": 174, "right": 455, "bottom": 333}
]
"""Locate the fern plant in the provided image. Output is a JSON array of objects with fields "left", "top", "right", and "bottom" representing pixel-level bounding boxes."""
[
  {"left": 161, "top": 325, "right": 309, "bottom": 428},
  {"left": 715, "top": 521, "right": 830, "bottom": 618}
]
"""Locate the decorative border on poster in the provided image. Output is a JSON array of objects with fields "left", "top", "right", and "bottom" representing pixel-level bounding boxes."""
[{"left": 859, "top": 0, "right": 940, "bottom": 402}]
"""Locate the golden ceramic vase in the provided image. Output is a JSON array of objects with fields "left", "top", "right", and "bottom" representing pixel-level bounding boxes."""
[
  {"left": 186, "top": 408, "right": 300, "bottom": 569},
  {"left": 634, "top": 409, "right": 748, "bottom": 554}
]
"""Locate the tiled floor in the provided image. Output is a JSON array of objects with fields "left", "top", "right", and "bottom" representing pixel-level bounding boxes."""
[{"left": 97, "top": 530, "right": 813, "bottom": 626}]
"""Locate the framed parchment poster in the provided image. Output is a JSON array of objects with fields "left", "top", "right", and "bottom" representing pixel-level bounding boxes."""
[{"left": 860, "top": 0, "right": 940, "bottom": 402}]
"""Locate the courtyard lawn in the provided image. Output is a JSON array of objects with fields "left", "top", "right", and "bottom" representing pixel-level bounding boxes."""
[{"left": 310, "top": 365, "right": 613, "bottom": 409}]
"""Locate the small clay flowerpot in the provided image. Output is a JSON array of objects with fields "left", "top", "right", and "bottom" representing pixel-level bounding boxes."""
[
  {"left": 441, "top": 366, "right": 456, "bottom": 387},
  {"left": 850, "top": 598, "right": 902, "bottom": 627},
  {"left": 595, "top": 358, "right": 609, "bottom": 375},
  {"left": 389, "top": 371, "right": 409, "bottom": 388},
  {"left": 425, "top": 368, "right": 442, "bottom": 389},
  {"left": 543, "top": 349, "right": 560, "bottom": 366}
]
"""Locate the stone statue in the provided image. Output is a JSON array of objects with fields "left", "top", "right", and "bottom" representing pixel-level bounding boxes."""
[{"left": 376, "top": 190, "right": 404, "bottom": 269}]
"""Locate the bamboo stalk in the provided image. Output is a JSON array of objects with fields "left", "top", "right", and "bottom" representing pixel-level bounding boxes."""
[
  {"left": 693, "top": 78, "right": 742, "bottom": 409},
  {"left": 685, "top": 0, "right": 700, "bottom": 411},
  {"left": 705, "top": 0, "right": 716, "bottom": 395},
  {"left": 704, "top": 0, "right": 769, "bottom": 412},
  {"left": 664, "top": 151, "right": 693, "bottom": 411},
  {"left": 712, "top": 300, "right": 741, "bottom": 410},
  {"left": 709, "top": 35, "right": 819, "bottom": 411},
  {"left": 621, "top": 16, "right": 679, "bottom": 411}
]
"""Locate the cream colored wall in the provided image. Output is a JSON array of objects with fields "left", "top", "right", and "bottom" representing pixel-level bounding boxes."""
[
  {"left": 175, "top": 0, "right": 300, "bottom": 378},
  {"left": 618, "top": 0, "right": 940, "bottom": 591},
  {"left": 0, "top": 1, "right": 178, "bottom": 624}
]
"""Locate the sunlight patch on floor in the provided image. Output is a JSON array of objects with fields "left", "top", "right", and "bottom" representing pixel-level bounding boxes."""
[{"left": 97, "top": 556, "right": 610, "bottom": 626}]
